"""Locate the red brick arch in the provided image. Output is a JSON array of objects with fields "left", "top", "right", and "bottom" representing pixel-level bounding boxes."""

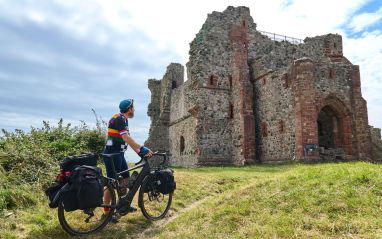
[{"left": 317, "top": 95, "right": 353, "bottom": 156}]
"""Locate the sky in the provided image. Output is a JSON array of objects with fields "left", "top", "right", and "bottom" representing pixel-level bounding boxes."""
[{"left": 0, "top": 0, "right": 381, "bottom": 160}]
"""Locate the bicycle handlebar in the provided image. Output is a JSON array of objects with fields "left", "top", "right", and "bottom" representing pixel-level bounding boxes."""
[
  {"left": 101, "top": 152, "right": 168, "bottom": 167},
  {"left": 135, "top": 151, "right": 168, "bottom": 166}
]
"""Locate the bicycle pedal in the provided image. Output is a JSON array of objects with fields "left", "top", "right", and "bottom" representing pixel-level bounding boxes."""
[
  {"left": 110, "top": 215, "right": 119, "bottom": 223},
  {"left": 117, "top": 206, "right": 137, "bottom": 215},
  {"left": 128, "top": 206, "right": 137, "bottom": 212}
]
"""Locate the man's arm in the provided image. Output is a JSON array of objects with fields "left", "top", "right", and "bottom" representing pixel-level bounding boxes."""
[
  {"left": 122, "top": 134, "right": 141, "bottom": 153},
  {"left": 122, "top": 134, "right": 153, "bottom": 157}
]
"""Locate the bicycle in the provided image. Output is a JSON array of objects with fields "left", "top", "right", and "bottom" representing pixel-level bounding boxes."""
[{"left": 56, "top": 152, "right": 173, "bottom": 236}]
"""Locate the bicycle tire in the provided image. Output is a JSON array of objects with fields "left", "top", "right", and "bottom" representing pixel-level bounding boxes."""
[
  {"left": 138, "top": 175, "right": 172, "bottom": 221},
  {"left": 57, "top": 180, "right": 116, "bottom": 236}
]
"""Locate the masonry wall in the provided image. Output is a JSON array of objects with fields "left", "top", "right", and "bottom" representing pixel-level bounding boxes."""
[
  {"left": 196, "top": 88, "right": 233, "bottom": 165},
  {"left": 169, "top": 116, "right": 198, "bottom": 166},
  {"left": 253, "top": 71, "right": 295, "bottom": 162},
  {"left": 168, "top": 79, "right": 198, "bottom": 166},
  {"left": 186, "top": 6, "right": 257, "bottom": 165}
]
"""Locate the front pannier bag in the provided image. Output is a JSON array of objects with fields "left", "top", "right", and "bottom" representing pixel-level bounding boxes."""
[
  {"left": 155, "top": 169, "right": 176, "bottom": 194},
  {"left": 62, "top": 165, "right": 103, "bottom": 211}
]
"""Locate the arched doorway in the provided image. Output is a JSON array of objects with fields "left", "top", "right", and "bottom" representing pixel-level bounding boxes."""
[
  {"left": 316, "top": 96, "right": 353, "bottom": 158},
  {"left": 317, "top": 106, "right": 341, "bottom": 149}
]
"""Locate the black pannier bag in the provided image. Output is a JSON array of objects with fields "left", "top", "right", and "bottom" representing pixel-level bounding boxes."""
[
  {"left": 62, "top": 165, "right": 103, "bottom": 211},
  {"left": 60, "top": 153, "right": 98, "bottom": 172},
  {"left": 61, "top": 187, "right": 79, "bottom": 212},
  {"left": 45, "top": 182, "right": 65, "bottom": 208},
  {"left": 155, "top": 169, "right": 176, "bottom": 194}
]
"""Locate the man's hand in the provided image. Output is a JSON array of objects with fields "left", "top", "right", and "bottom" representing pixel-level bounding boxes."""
[
  {"left": 138, "top": 146, "right": 153, "bottom": 158},
  {"left": 146, "top": 149, "right": 153, "bottom": 158}
]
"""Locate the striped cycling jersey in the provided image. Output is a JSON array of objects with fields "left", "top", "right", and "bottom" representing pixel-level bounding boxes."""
[{"left": 106, "top": 113, "right": 129, "bottom": 151}]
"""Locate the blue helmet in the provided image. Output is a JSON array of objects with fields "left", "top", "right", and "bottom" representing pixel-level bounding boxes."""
[{"left": 119, "top": 99, "right": 134, "bottom": 111}]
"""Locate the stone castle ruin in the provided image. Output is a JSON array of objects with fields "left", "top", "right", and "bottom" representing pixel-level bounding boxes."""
[{"left": 145, "top": 6, "right": 382, "bottom": 166}]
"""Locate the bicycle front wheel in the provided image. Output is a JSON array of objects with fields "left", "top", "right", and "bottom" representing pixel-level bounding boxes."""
[
  {"left": 57, "top": 180, "right": 116, "bottom": 236},
  {"left": 138, "top": 175, "right": 172, "bottom": 221}
]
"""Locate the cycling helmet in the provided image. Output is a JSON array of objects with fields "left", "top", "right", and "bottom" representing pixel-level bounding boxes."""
[{"left": 119, "top": 99, "right": 134, "bottom": 111}]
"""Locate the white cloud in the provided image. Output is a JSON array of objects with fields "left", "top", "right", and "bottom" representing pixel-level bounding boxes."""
[
  {"left": 0, "top": 0, "right": 381, "bottom": 139},
  {"left": 343, "top": 30, "right": 382, "bottom": 129},
  {"left": 348, "top": 6, "right": 382, "bottom": 32}
]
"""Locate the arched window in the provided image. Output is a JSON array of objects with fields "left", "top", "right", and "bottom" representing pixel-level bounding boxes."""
[
  {"left": 180, "top": 136, "right": 185, "bottom": 154},
  {"left": 228, "top": 75, "right": 232, "bottom": 89}
]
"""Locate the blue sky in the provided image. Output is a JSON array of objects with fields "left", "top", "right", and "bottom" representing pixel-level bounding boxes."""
[{"left": 0, "top": 0, "right": 381, "bottom": 160}]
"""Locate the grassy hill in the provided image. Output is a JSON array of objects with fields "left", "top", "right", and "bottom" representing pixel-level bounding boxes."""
[{"left": 1, "top": 161, "right": 382, "bottom": 239}]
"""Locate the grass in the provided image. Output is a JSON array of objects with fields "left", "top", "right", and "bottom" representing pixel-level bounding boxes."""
[{"left": 1, "top": 162, "right": 382, "bottom": 238}]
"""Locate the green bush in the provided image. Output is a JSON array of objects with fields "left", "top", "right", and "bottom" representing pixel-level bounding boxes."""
[
  {"left": 0, "top": 119, "right": 106, "bottom": 213},
  {"left": 0, "top": 119, "right": 105, "bottom": 186}
]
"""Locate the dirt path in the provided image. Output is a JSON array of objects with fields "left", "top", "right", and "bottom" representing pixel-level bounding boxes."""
[
  {"left": 134, "top": 196, "right": 212, "bottom": 239},
  {"left": 133, "top": 177, "right": 262, "bottom": 239}
]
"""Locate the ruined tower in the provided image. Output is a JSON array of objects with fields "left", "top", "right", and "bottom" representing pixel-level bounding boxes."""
[{"left": 145, "top": 6, "right": 381, "bottom": 166}]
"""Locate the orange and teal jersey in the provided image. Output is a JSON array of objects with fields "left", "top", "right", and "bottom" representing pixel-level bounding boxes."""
[{"left": 105, "top": 113, "right": 129, "bottom": 152}]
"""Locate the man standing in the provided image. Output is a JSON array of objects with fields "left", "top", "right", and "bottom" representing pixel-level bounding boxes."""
[{"left": 103, "top": 99, "right": 153, "bottom": 217}]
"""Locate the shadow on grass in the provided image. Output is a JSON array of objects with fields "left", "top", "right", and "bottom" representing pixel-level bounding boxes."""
[
  {"left": 173, "top": 162, "right": 296, "bottom": 174},
  {"left": 25, "top": 213, "right": 154, "bottom": 239}
]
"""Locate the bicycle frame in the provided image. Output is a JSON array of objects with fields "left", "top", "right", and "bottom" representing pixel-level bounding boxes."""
[{"left": 102, "top": 152, "right": 167, "bottom": 213}]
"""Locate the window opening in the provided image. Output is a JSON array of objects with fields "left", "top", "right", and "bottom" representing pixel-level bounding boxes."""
[
  {"left": 172, "top": 81, "right": 177, "bottom": 89},
  {"left": 180, "top": 136, "right": 185, "bottom": 153}
]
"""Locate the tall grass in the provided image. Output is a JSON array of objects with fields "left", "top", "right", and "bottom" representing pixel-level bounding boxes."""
[{"left": 1, "top": 162, "right": 382, "bottom": 239}]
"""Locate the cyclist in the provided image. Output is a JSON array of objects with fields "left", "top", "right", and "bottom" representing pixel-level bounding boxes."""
[{"left": 102, "top": 99, "right": 153, "bottom": 218}]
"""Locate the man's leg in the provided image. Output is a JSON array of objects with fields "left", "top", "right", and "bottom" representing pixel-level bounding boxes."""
[
  {"left": 103, "top": 154, "right": 118, "bottom": 214},
  {"left": 116, "top": 152, "right": 137, "bottom": 213},
  {"left": 119, "top": 152, "right": 130, "bottom": 188}
]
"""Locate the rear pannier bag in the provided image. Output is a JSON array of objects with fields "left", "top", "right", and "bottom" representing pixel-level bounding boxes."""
[
  {"left": 60, "top": 153, "right": 98, "bottom": 172},
  {"left": 45, "top": 182, "right": 65, "bottom": 208},
  {"left": 62, "top": 165, "right": 103, "bottom": 211},
  {"left": 61, "top": 188, "right": 79, "bottom": 212},
  {"left": 155, "top": 169, "right": 176, "bottom": 194}
]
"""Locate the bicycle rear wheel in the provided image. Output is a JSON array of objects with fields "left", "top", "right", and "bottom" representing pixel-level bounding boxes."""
[
  {"left": 57, "top": 180, "right": 116, "bottom": 236},
  {"left": 138, "top": 175, "right": 172, "bottom": 220}
]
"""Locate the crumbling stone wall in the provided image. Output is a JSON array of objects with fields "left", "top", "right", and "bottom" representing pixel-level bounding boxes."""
[
  {"left": 168, "top": 79, "right": 199, "bottom": 166},
  {"left": 370, "top": 126, "right": 382, "bottom": 161},
  {"left": 145, "top": 63, "right": 184, "bottom": 154},
  {"left": 186, "top": 6, "right": 256, "bottom": 165},
  {"left": 145, "top": 6, "right": 378, "bottom": 166}
]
